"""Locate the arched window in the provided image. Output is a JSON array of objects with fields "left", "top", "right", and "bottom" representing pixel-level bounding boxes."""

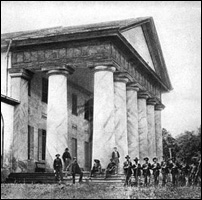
[{"left": 1, "top": 113, "right": 4, "bottom": 168}]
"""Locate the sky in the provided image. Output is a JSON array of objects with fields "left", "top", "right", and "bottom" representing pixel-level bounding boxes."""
[{"left": 1, "top": 1, "right": 201, "bottom": 137}]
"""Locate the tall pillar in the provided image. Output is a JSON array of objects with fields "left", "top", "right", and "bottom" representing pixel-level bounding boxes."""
[
  {"left": 126, "top": 83, "right": 139, "bottom": 160},
  {"left": 155, "top": 104, "right": 165, "bottom": 162},
  {"left": 138, "top": 92, "right": 149, "bottom": 163},
  {"left": 45, "top": 66, "right": 74, "bottom": 170},
  {"left": 147, "top": 98, "right": 157, "bottom": 161},
  {"left": 114, "top": 74, "right": 128, "bottom": 173},
  {"left": 92, "top": 66, "right": 116, "bottom": 168},
  {"left": 9, "top": 69, "right": 33, "bottom": 166}
]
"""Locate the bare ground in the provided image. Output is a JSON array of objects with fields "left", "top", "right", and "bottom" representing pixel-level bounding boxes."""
[{"left": 1, "top": 183, "right": 201, "bottom": 199}]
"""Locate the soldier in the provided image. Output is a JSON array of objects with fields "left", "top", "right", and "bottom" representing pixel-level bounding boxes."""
[
  {"left": 90, "top": 159, "right": 102, "bottom": 177},
  {"left": 188, "top": 157, "right": 198, "bottom": 186},
  {"left": 69, "top": 157, "right": 83, "bottom": 184},
  {"left": 169, "top": 158, "right": 179, "bottom": 186},
  {"left": 151, "top": 157, "right": 161, "bottom": 186},
  {"left": 161, "top": 159, "right": 169, "bottom": 187},
  {"left": 123, "top": 155, "right": 133, "bottom": 186},
  {"left": 53, "top": 154, "right": 63, "bottom": 183},
  {"left": 132, "top": 157, "right": 142, "bottom": 186},
  {"left": 104, "top": 158, "right": 116, "bottom": 179},
  {"left": 142, "top": 157, "right": 151, "bottom": 187},
  {"left": 178, "top": 160, "right": 189, "bottom": 186},
  {"left": 62, "top": 148, "right": 72, "bottom": 171},
  {"left": 112, "top": 147, "right": 120, "bottom": 174}
]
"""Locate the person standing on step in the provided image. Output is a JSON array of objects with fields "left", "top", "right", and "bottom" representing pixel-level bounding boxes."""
[
  {"left": 53, "top": 154, "right": 63, "bottom": 183},
  {"left": 142, "top": 157, "right": 151, "bottom": 187},
  {"left": 112, "top": 147, "right": 120, "bottom": 174},
  {"left": 62, "top": 148, "right": 72, "bottom": 171},
  {"left": 69, "top": 157, "right": 83, "bottom": 184}
]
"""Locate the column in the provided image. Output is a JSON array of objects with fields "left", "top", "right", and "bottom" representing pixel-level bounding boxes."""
[
  {"left": 126, "top": 83, "right": 139, "bottom": 160},
  {"left": 138, "top": 92, "right": 149, "bottom": 163},
  {"left": 92, "top": 66, "right": 116, "bottom": 168},
  {"left": 147, "top": 98, "right": 157, "bottom": 161},
  {"left": 45, "top": 66, "right": 74, "bottom": 170},
  {"left": 114, "top": 74, "right": 128, "bottom": 173},
  {"left": 9, "top": 69, "right": 33, "bottom": 167},
  {"left": 155, "top": 104, "right": 165, "bottom": 162}
]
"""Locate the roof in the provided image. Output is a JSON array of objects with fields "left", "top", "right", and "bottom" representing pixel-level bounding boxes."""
[
  {"left": 1, "top": 17, "right": 149, "bottom": 42},
  {"left": 1, "top": 17, "right": 172, "bottom": 91}
]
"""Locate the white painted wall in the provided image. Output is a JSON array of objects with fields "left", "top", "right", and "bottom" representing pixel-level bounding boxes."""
[
  {"left": 1, "top": 102, "right": 14, "bottom": 167},
  {"left": 1, "top": 52, "right": 12, "bottom": 97}
]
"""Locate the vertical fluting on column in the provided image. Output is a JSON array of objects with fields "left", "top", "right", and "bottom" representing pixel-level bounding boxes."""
[
  {"left": 46, "top": 66, "right": 74, "bottom": 170},
  {"left": 114, "top": 74, "right": 128, "bottom": 173},
  {"left": 155, "top": 104, "right": 165, "bottom": 162},
  {"left": 138, "top": 92, "right": 149, "bottom": 164},
  {"left": 147, "top": 98, "right": 157, "bottom": 161},
  {"left": 92, "top": 66, "right": 116, "bottom": 168},
  {"left": 126, "top": 83, "right": 139, "bottom": 160}
]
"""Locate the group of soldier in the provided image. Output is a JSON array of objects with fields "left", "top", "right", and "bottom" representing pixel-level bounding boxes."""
[
  {"left": 90, "top": 147, "right": 201, "bottom": 187},
  {"left": 53, "top": 147, "right": 201, "bottom": 187}
]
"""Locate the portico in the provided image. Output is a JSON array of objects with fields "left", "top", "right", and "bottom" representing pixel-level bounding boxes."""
[{"left": 1, "top": 17, "right": 172, "bottom": 173}]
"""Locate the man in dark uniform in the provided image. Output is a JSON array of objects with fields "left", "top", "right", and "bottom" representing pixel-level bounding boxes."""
[
  {"left": 90, "top": 159, "right": 102, "bottom": 177},
  {"left": 53, "top": 154, "right": 63, "bottom": 182},
  {"left": 132, "top": 157, "right": 142, "bottom": 186},
  {"left": 161, "top": 159, "right": 170, "bottom": 186},
  {"left": 169, "top": 158, "right": 179, "bottom": 186},
  {"left": 112, "top": 147, "right": 120, "bottom": 174},
  {"left": 104, "top": 158, "right": 116, "bottom": 179},
  {"left": 123, "top": 155, "right": 132, "bottom": 186},
  {"left": 62, "top": 148, "right": 72, "bottom": 171},
  {"left": 69, "top": 157, "right": 83, "bottom": 184},
  {"left": 151, "top": 157, "right": 161, "bottom": 186},
  {"left": 142, "top": 157, "right": 151, "bottom": 187},
  {"left": 188, "top": 157, "right": 198, "bottom": 186}
]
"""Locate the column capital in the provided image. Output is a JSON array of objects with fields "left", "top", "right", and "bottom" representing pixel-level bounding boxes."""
[
  {"left": 92, "top": 66, "right": 116, "bottom": 73},
  {"left": 42, "top": 65, "right": 75, "bottom": 76},
  {"left": 9, "top": 68, "right": 34, "bottom": 80},
  {"left": 147, "top": 98, "right": 157, "bottom": 106},
  {"left": 114, "top": 72, "right": 129, "bottom": 83},
  {"left": 138, "top": 91, "right": 150, "bottom": 100},
  {"left": 126, "top": 82, "right": 140, "bottom": 91},
  {"left": 155, "top": 103, "right": 165, "bottom": 111}
]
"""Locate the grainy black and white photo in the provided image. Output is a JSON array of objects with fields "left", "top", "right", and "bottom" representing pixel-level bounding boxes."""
[{"left": 1, "top": 1, "right": 201, "bottom": 199}]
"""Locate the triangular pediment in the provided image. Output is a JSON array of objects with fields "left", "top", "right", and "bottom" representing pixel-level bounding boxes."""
[{"left": 122, "top": 26, "right": 156, "bottom": 72}]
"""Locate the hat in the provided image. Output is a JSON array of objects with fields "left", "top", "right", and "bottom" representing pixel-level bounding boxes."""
[
  {"left": 144, "top": 157, "right": 149, "bottom": 161},
  {"left": 94, "top": 159, "right": 100, "bottom": 163},
  {"left": 125, "top": 155, "right": 130, "bottom": 159},
  {"left": 153, "top": 157, "right": 158, "bottom": 162},
  {"left": 134, "top": 157, "right": 139, "bottom": 161},
  {"left": 73, "top": 157, "right": 77, "bottom": 160},
  {"left": 55, "top": 154, "right": 60, "bottom": 157},
  {"left": 65, "top": 148, "right": 69, "bottom": 151}
]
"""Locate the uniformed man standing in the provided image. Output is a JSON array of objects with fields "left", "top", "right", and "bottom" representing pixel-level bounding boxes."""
[
  {"left": 53, "top": 154, "right": 63, "bottom": 182},
  {"left": 161, "top": 159, "right": 169, "bottom": 186},
  {"left": 62, "top": 148, "right": 72, "bottom": 171},
  {"left": 142, "top": 157, "right": 151, "bottom": 187},
  {"left": 112, "top": 147, "right": 120, "bottom": 174},
  {"left": 123, "top": 155, "right": 133, "bottom": 186},
  {"left": 151, "top": 157, "right": 161, "bottom": 186},
  {"left": 132, "top": 157, "right": 142, "bottom": 186}
]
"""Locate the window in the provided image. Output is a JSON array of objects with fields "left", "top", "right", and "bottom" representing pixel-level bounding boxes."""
[
  {"left": 85, "top": 142, "right": 92, "bottom": 170},
  {"left": 42, "top": 78, "right": 48, "bottom": 103},
  {"left": 84, "top": 98, "right": 93, "bottom": 121},
  {"left": 71, "top": 138, "right": 77, "bottom": 158},
  {"left": 28, "top": 80, "right": 31, "bottom": 97},
  {"left": 38, "top": 129, "right": 46, "bottom": 160},
  {"left": 72, "top": 94, "right": 78, "bottom": 116},
  {"left": 28, "top": 125, "right": 34, "bottom": 160}
]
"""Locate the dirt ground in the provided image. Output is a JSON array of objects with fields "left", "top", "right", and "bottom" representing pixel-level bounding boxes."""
[{"left": 1, "top": 183, "right": 201, "bottom": 199}]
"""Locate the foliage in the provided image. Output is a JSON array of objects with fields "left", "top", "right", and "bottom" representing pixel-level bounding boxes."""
[{"left": 163, "top": 126, "right": 201, "bottom": 162}]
